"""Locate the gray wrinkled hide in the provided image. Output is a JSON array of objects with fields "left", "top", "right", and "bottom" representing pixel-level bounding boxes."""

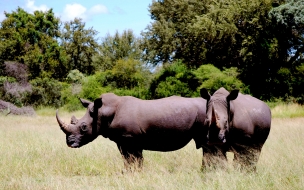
[{"left": 100, "top": 93, "right": 206, "bottom": 151}]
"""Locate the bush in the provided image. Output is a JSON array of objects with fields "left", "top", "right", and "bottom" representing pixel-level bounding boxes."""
[
  {"left": 149, "top": 61, "right": 199, "bottom": 98},
  {"left": 61, "top": 74, "right": 108, "bottom": 111},
  {"left": 111, "top": 87, "right": 150, "bottom": 100},
  {"left": 102, "top": 59, "right": 151, "bottom": 89},
  {"left": 61, "top": 59, "right": 152, "bottom": 111},
  {"left": 66, "top": 69, "right": 84, "bottom": 84},
  {"left": 60, "top": 82, "right": 80, "bottom": 111},
  {"left": 1, "top": 81, "right": 32, "bottom": 107},
  {"left": 29, "top": 78, "right": 62, "bottom": 108},
  {"left": 0, "top": 62, "right": 32, "bottom": 107},
  {"left": 194, "top": 64, "right": 249, "bottom": 94},
  {"left": 80, "top": 75, "right": 107, "bottom": 101}
]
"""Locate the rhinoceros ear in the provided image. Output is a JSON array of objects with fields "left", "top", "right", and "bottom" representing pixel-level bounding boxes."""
[
  {"left": 200, "top": 88, "right": 210, "bottom": 101},
  {"left": 79, "top": 98, "right": 92, "bottom": 108},
  {"left": 227, "top": 90, "right": 239, "bottom": 101},
  {"left": 94, "top": 98, "right": 102, "bottom": 110}
]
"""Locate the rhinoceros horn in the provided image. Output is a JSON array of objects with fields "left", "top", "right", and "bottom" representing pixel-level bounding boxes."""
[
  {"left": 56, "top": 110, "right": 70, "bottom": 133},
  {"left": 211, "top": 102, "right": 216, "bottom": 124}
]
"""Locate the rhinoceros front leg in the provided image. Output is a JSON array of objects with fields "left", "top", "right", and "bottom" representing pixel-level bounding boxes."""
[
  {"left": 202, "top": 145, "right": 227, "bottom": 170},
  {"left": 117, "top": 144, "right": 143, "bottom": 171}
]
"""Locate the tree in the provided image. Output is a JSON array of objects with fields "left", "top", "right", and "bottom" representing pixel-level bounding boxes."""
[
  {"left": 142, "top": 0, "right": 304, "bottom": 101},
  {"left": 0, "top": 7, "right": 68, "bottom": 80},
  {"left": 61, "top": 18, "right": 99, "bottom": 75},
  {"left": 268, "top": 0, "right": 304, "bottom": 100},
  {"left": 141, "top": 0, "right": 211, "bottom": 68},
  {"left": 94, "top": 30, "right": 143, "bottom": 71}
]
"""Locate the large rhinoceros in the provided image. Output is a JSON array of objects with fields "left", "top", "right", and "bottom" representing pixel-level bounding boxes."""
[
  {"left": 200, "top": 87, "right": 271, "bottom": 171},
  {"left": 56, "top": 93, "right": 207, "bottom": 169}
]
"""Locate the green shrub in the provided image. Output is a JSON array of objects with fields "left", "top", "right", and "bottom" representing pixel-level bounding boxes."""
[
  {"left": 111, "top": 87, "right": 150, "bottom": 100},
  {"left": 149, "top": 61, "right": 199, "bottom": 98},
  {"left": 101, "top": 59, "right": 151, "bottom": 89},
  {"left": 80, "top": 73, "right": 150, "bottom": 100},
  {"left": 0, "top": 81, "right": 32, "bottom": 107},
  {"left": 0, "top": 76, "right": 16, "bottom": 85},
  {"left": 66, "top": 69, "right": 84, "bottom": 84},
  {"left": 29, "top": 78, "right": 62, "bottom": 108},
  {"left": 194, "top": 64, "right": 249, "bottom": 94},
  {"left": 60, "top": 82, "right": 82, "bottom": 111},
  {"left": 80, "top": 75, "right": 108, "bottom": 101},
  {"left": 61, "top": 59, "right": 152, "bottom": 111}
]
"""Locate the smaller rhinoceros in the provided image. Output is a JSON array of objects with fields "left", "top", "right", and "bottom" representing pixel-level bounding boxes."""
[
  {"left": 200, "top": 87, "right": 271, "bottom": 171},
  {"left": 56, "top": 93, "right": 207, "bottom": 170}
]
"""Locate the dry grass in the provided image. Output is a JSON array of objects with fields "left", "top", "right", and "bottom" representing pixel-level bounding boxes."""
[{"left": 0, "top": 106, "right": 304, "bottom": 189}]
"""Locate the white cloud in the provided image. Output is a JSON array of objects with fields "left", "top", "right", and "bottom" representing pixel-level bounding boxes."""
[
  {"left": 89, "top": 5, "right": 108, "bottom": 15},
  {"left": 61, "top": 3, "right": 108, "bottom": 22},
  {"left": 26, "top": 0, "right": 49, "bottom": 13},
  {"left": 62, "top": 3, "right": 87, "bottom": 21}
]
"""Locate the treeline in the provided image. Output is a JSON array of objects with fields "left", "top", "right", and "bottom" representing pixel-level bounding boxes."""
[{"left": 0, "top": 0, "right": 304, "bottom": 111}]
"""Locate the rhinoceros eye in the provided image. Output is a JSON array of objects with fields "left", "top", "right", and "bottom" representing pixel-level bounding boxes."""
[{"left": 80, "top": 123, "right": 88, "bottom": 132}]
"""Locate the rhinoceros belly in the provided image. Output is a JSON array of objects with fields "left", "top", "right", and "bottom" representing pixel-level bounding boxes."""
[{"left": 139, "top": 130, "right": 193, "bottom": 151}]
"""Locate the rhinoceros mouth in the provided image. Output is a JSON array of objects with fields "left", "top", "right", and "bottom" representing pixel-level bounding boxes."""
[
  {"left": 206, "top": 137, "right": 227, "bottom": 145},
  {"left": 68, "top": 143, "right": 80, "bottom": 148},
  {"left": 67, "top": 134, "right": 81, "bottom": 148},
  {"left": 207, "top": 141, "right": 225, "bottom": 146}
]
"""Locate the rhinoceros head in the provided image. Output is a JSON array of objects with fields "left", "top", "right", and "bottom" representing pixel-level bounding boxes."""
[
  {"left": 200, "top": 88, "right": 239, "bottom": 144},
  {"left": 56, "top": 98, "right": 102, "bottom": 148}
]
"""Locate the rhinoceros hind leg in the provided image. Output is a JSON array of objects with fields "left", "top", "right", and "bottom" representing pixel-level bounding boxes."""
[{"left": 232, "top": 144, "right": 262, "bottom": 172}]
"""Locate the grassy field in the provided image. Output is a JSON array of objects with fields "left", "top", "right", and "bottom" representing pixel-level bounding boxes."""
[{"left": 0, "top": 104, "right": 304, "bottom": 189}]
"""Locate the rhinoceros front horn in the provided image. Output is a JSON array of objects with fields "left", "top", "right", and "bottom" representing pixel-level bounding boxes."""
[{"left": 56, "top": 110, "right": 70, "bottom": 133}]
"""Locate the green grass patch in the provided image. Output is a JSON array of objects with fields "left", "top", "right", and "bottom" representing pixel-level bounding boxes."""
[{"left": 271, "top": 103, "right": 304, "bottom": 118}]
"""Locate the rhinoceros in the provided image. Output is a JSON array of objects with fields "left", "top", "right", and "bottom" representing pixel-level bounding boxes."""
[
  {"left": 56, "top": 93, "right": 207, "bottom": 169},
  {"left": 200, "top": 87, "right": 271, "bottom": 171}
]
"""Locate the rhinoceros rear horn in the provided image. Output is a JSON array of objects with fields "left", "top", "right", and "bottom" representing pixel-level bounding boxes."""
[
  {"left": 56, "top": 110, "right": 70, "bottom": 133},
  {"left": 71, "top": 115, "right": 78, "bottom": 124}
]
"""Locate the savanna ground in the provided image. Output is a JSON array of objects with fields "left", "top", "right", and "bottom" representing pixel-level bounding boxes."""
[{"left": 0, "top": 104, "right": 304, "bottom": 189}]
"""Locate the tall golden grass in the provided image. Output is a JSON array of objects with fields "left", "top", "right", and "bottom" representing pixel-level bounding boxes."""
[{"left": 0, "top": 104, "right": 303, "bottom": 189}]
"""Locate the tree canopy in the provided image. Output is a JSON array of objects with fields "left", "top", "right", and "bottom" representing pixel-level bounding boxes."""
[
  {"left": 94, "top": 30, "right": 142, "bottom": 71},
  {"left": 142, "top": 0, "right": 304, "bottom": 101},
  {"left": 0, "top": 7, "right": 68, "bottom": 80},
  {"left": 1, "top": 1, "right": 304, "bottom": 110},
  {"left": 61, "top": 18, "right": 99, "bottom": 75}
]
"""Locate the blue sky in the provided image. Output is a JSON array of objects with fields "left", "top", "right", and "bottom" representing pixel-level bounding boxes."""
[{"left": 0, "top": 0, "right": 153, "bottom": 38}]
